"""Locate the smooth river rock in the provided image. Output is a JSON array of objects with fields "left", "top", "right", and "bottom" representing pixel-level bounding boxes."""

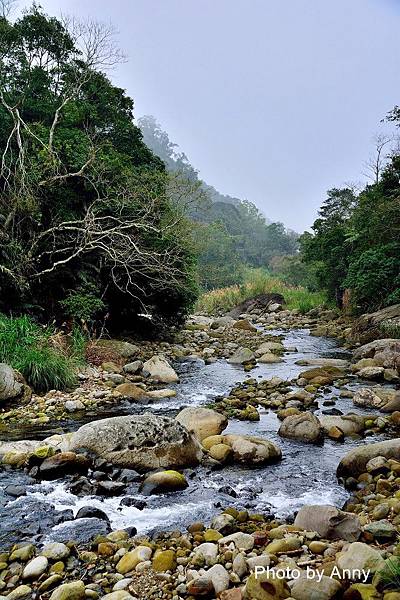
[
  {"left": 175, "top": 407, "right": 227, "bottom": 441},
  {"left": 294, "top": 505, "right": 361, "bottom": 541},
  {"left": 70, "top": 414, "right": 202, "bottom": 470},
  {"left": 337, "top": 439, "right": 400, "bottom": 479}
]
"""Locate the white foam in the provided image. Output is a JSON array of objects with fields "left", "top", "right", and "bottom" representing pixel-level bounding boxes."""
[{"left": 27, "top": 481, "right": 214, "bottom": 533}]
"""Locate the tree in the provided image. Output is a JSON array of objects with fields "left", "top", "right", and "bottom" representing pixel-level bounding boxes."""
[
  {"left": 0, "top": 6, "right": 197, "bottom": 330},
  {"left": 300, "top": 188, "right": 356, "bottom": 305}
]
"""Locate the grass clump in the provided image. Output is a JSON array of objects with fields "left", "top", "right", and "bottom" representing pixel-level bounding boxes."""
[
  {"left": 0, "top": 314, "right": 83, "bottom": 393},
  {"left": 196, "top": 268, "right": 327, "bottom": 315}
]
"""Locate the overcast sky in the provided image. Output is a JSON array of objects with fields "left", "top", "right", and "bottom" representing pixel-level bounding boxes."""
[{"left": 34, "top": 0, "right": 400, "bottom": 230}]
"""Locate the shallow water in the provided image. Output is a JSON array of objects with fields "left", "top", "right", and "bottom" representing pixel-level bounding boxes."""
[{"left": 0, "top": 328, "right": 393, "bottom": 547}]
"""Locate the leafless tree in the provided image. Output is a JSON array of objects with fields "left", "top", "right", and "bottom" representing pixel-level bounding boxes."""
[
  {"left": 0, "top": 0, "right": 17, "bottom": 18},
  {"left": 362, "top": 133, "right": 394, "bottom": 184}
]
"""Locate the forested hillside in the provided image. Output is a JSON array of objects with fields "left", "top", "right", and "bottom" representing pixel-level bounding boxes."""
[
  {"left": 139, "top": 116, "right": 299, "bottom": 289},
  {"left": 300, "top": 128, "right": 400, "bottom": 313}
]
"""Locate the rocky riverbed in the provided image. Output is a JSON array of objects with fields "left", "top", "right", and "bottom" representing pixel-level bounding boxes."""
[{"left": 0, "top": 303, "right": 399, "bottom": 599}]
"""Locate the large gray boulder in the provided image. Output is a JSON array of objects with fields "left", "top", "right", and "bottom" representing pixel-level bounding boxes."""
[
  {"left": 278, "top": 412, "right": 323, "bottom": 444},
  {"left": 222, "top": 434, "right": 282, "bottom": 465},
  {"left": 337, "top": 439, "right": 400, "bottom": 479},
  {"left": 294, "top": 505, "right": 361, "bottom": 541},
  {"left": 353, "top": 337, "right": 400, "bottom": 361},
  {"left": 227, "top": 347, "right": 255, "bottom": 364},
  {"left": 319, "top": 414, "right": 365, "bottom": 436},
  {"left": 175, "top": 407, "right": 227, "bottom": 441},
  {"left": 70, "top": 414, "right": 202, "bottom": 471},
  {"left": 0, "top": 364, "right": 23, "bottom": 402},
  {"left": 349, "top": 303, "right": 400, "bottom": 345}
]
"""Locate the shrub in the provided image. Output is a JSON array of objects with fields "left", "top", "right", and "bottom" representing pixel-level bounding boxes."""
[
  {"left": 0, "top": 314, "right": 79, "bottom": 392},
  {"left": 196, "top": 268, "right": 327, "bottom": 315},
  {"left": 60, "top": 290, "right": 106, "bottom": 323}
]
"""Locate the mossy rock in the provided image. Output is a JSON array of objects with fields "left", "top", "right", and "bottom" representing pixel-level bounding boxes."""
[
  {"left": 152, "top": 549, "right": 176, "bottom": 572},
  {"left": 140, "top": 470, "right": 188, "bottom": 495}
]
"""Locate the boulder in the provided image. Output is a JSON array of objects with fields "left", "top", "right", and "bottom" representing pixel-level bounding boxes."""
[
  {"left": 357, "top": 366, "right": 385, "bottom": 380},
  {"left": 245, "top": 571, "right": 290, "bottom": 600},
  {"left": 113, "top": 383, "right": 149, "bottom": 401},
  {"left": 258, "top": 353, "right": 283, "bottom": 364},
  {"left": 70, "top": 414, "right": 202, "bottom": 471},
  {"left": 223, "top": 434, "right": 281, "bottom": 465},
  {"left": 39, "top": 452, "right": 91, "bottom": 479},
  {"left": 350, "top": 304, "right": 400, "bottom": 345},
  {"left": 291, "top": 574, "right": 342, "bottom": 600},
  {"left": 175, "top": 407, "right": 227, "bottom": 441},
  {"left": 49, "top": 581, "right": 85, "bottom": 600},
  {"left": 337, "top": 542, "right": 384, "bottom": 575},
  {"left": 337, "top": 439, "right": 400, "bottom": 479},
  {"left": 353, "top": 388, "right": 384, "bottom": 409},
  {"left": 122, "top": 361, "right": 143, "bottom": 374},
  {"left": 227, "top": 347, "right": 256, "bottom": 364},
  {"left": 116, "top": 546, "right": 152, "bottom": 574},
  {"left": 296, "top": 358, "right": 349, "bottom": 368},
  {"left": 142, "top": 356, "right": 179, "bottom": 383},
  {"left": 380, "top": 392, "right": 400, "bottom": 413},
  {"left": 319, "top": 415, "right": 365, "bottom": 436},
  {"left": 95, "top": 339, "right": 139, "bottom": 359},
  {"left": 256, "top": 341, "right": 285, "bottom": 355},
  {"left": 278, "top": 412, "right": 323, "bottom": 444},
  {"left": 139, "top": 470, "right": 188, "bottom": 495},
  {"left": 294, "top": 505, "right": 361, "bottom": 541},
  {"left": 211, "top": 316, "right": 235, "bottom": 329},
  {"left": 0, "top": 363, "right": 23, "bottom": 401},
  {"left": 22, "top": 556, "right": 48, "bottom": 579},
  {"left": 233, "top": 319, "right": 257, "bottom": 332}
]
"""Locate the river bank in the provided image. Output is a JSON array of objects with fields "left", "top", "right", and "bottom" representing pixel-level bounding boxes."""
[{"left": 0, "top": 302, "right": 399, "bottom": 599}]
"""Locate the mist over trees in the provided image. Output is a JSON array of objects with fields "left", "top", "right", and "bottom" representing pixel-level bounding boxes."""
[{"left": 138, "top": 116, "right": 299, "bottom": 289}]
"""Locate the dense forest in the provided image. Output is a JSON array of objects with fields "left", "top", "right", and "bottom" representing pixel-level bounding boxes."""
[
  {"left": 300, "top": 129, "right": 400, "bottom": 313},
  {"left": 0, "top": 6, "right": 198, "bottom": 332}
]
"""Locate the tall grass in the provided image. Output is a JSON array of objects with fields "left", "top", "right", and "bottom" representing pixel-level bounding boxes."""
[
  {"left": 0, "top": 314, "right": 81, "bottom": 393},
  {"left": 196, "top": 268, "right": 327, "bottom": 315}
]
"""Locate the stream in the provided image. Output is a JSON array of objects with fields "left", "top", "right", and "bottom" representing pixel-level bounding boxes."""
[{"left": 0, "top": 329, "right": 393, "bottom": 549}]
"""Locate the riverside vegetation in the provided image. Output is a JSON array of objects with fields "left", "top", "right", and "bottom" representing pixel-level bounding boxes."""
[{"left": 0, "top": 5, "right": 400, "bottom": 600}]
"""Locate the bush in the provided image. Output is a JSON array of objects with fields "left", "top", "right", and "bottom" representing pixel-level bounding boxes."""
[
  {"left": 196, "top": 268, "right": 327, "bottom": 315},
  {"left": 344, "top": 245, "right": 400, "bottom": 311},
  {"left": 0, "top": 314, "right": 79, "bottom": 392},
  {"left": 60, "top": 290, "right": 106, "bottom": 323}
]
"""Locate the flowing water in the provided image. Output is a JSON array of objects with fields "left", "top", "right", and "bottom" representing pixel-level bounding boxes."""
[{"left": 0, "top": 329, "right": 392, "bottom": 548}]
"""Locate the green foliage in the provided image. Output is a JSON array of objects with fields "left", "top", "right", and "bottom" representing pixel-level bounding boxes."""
[
  {"left": 192, "top": 222, "right": 245, "bottom": 289},
  {"left": 377, "top": 557, "right": 400, "bottom": 590},
  {"left": 196, "top": 268, "right": 326, "bottom": 315},
  {"left": 344, "top": 245, "right": 400, "bottom": 311},
  {"left": 60, "top": 289, "right": 106, "bottom": 322},
  {"left": 269, "top": 254, "right": 319, "bottom": 290},
  {"left": 300, "top": 174, "right": 400, "bottom": 312},
  {"left": 0, "top": 7, "right": 197, "bottom": 332},
  {"left": 0, "top": 314, "right": 78, "bottom": 392}
]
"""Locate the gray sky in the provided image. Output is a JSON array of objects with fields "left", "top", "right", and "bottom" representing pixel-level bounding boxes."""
[{"left": 36, "top": 0, "right": 400, "bottom": 230}]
